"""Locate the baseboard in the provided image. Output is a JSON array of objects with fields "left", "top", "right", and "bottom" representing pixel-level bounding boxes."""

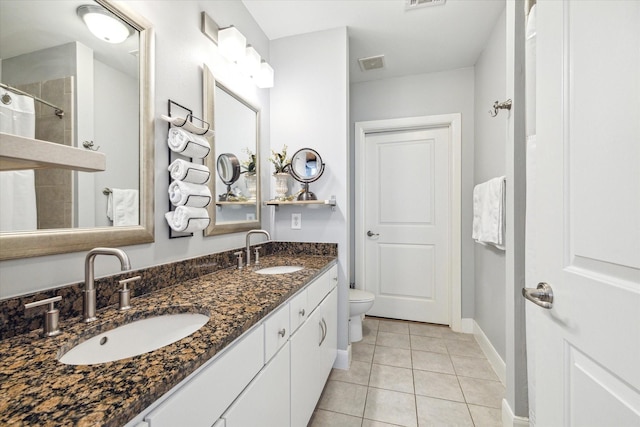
[
  {"left": 333, "top": 346, "right": 351, "bottom": 370},
  {"left": 473, "top": 320, "right": 507, "bottom": 385},
  {"left": 460, "top": 317, "right": 475, "bottom": 334},
  {"left": 502, "top": 399, "right": 530, "bottom": 427}
]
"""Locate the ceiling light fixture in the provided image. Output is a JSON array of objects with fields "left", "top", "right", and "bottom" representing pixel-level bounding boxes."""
[
  {"left": 201, "top": 12, "right": 274, "bottom": 89},
  {"left": 77, "top": 5, "right": 133, "bottom": 44}
]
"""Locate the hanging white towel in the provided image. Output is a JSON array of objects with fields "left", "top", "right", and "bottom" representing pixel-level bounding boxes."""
[
  {"left": 107, "top": 189, "right": 139, "bottom": 226},
  {"left": 472, "top": 176, "right": 506, "bottom": 250},
  {"left": 168, "top": 159, "right": 210, "bottom": 184},
  {"left": 168, "top": 180, "right": 211, "bottom": 207},
  {"left": 167, "top": 128, "right": 211, "bottom": 159},
  {"left": 165, "top": 206, "right": 210, "bottom": 233}
]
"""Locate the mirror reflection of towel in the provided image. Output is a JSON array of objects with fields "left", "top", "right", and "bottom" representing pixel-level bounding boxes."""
[{"left": 107, "top": 189, "right": 139, "bottom": 226}]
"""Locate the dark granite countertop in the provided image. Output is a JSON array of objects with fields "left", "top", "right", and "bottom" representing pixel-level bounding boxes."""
[{"left": 0, "top": 254, "right": 336, "bottom": 426}]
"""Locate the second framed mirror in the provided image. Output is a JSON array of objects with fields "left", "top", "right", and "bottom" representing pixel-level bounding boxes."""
[{"left": 203, "top": 65, "right": 260, "bottom": 235}]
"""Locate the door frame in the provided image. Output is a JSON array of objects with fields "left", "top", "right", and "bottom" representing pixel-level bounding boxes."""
[{"left": 355, "top": 114, "right": 462, "bottom": 331}]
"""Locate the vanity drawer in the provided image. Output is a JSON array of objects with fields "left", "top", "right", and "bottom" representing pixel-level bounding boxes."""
[
  {"left": 144, "top": 325, "right": 264, "bottom": 427},
  {"left": 289, "top": 289, "right": 308, "bottom": 333},
  {"left": 264, "top": 303, "right": 290, "bottom": 363},
  {"left": 307, "top": 265, "right": 337, "bottom": 312}
]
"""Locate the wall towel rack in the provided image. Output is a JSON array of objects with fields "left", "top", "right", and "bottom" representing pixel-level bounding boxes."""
[{"left": 0, "top": 82, "right": 64, "bottom": 119}]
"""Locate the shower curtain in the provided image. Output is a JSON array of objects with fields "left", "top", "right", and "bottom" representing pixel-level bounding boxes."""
[{"left": 0, "top": 89, "right": 38, "bottom": 231}]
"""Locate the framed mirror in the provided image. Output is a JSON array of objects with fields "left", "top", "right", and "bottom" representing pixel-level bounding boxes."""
[
  {"left": 289, "top": 148, "right": 325, "bottom": 200},
  {"left": 0, "top": 0, "right": 154, "bottom": 260},
  {"left": 203, "top": 65, "right": 261, "bottom": 235}
]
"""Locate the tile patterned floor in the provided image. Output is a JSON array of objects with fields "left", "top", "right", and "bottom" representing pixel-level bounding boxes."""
[{"left": 309, "top": 317, "right": 505, "bottom": 427}]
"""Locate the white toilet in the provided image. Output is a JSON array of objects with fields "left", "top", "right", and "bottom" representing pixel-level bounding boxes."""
[{"left": 349, "top": 288, "right": 376, "bottom": 342}]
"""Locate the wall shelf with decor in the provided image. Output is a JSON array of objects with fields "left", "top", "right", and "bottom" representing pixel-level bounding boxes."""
[{"left": 264, "top": 198, "right": 336, "bottom": 211}]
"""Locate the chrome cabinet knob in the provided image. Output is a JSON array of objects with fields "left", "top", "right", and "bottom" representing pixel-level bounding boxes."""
[{"left": 278, "top": 328, "right": 286, "bottom": 338}]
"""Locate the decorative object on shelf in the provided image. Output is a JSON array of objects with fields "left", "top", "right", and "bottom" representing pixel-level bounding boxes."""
[
  {"left": 241, "top": 147, "right": 257, "bottom": 200},
  {"left": 201, "top": 12, "right": 274, "bottom": 88},
  {"left": 270, "top": 145, "right": 291, "bottom": 200},
  {"left": 216, "top": 153, "right": 241, "bottom": 201},
  {"left": 273, "top": 172, "right": 290, "bottom": 201},
  {"left": 288, "top": 148, "right": 325, "bottom": 201}
]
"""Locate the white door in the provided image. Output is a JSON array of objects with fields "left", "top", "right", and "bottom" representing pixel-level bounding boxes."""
[
  {"left": 362, "top": 127, "right": 451, "bottom": 324},
  {"left": 527, "top": 1, "right": 640, "bottom": 426}
]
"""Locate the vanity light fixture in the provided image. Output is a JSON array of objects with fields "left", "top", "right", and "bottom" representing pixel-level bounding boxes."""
[
  {"left": 201, "top": 12, "right": 275, "bottom": 88},
  {"left": 218, "top": 26, "right": 247, "bottom": 63},
  {"left": 238, "top": 45, "right": 262, "bottom": 78},
  {"left": 255, "top": 61, "right": 274, "bottom": 89},
  {"left": 77, "top": 4, "right": 133, "bottom": 44}
]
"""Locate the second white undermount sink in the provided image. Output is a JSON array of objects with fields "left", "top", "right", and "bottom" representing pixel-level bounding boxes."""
[
  {"left": 254, "top": 265, "right": 304, "bottom": 275},
  {"left": 58, "top": 312, "right": 209, "bottom": 365}
]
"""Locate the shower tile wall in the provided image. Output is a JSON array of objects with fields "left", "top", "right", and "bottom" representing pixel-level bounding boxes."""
[{"left": 18, "top": 76, "right": 74, "bottom": 229}]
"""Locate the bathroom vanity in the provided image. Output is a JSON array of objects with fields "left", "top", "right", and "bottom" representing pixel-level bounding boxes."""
[{"left": 0, "top": 252, "right": 337, "bottom": 427}]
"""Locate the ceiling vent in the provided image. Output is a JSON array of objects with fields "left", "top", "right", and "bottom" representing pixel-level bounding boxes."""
[
  {"left": 405, "top": 0, "right": 446, "bottom": 10},
  {"left": 358, "top": 55, "right": 385, "bottom": 72}
]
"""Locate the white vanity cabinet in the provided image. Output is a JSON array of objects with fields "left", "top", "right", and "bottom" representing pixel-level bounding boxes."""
[
  {"left": 129, "top": 263, "right": 337, "bottom": 427},
  {"left": 291, "top": 284, "right": 338, "bottom": 427},
  {"left": 222, "top": 343, "right": 290, "bottom": 427}
]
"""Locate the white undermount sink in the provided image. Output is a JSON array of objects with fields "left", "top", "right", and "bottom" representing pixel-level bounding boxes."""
[
  {"left": 58, "top": 312, "right": 209, "bottom": 365},
  {"left": 254, "top": 265, "right": 304, "bottom": 275}
]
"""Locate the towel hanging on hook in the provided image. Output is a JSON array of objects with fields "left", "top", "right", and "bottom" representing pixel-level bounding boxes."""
[{"left": 489, "top": 99, "right": 512, "bottom": 117}]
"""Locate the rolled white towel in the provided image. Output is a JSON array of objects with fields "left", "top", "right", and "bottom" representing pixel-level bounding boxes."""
[
  {"left": 168, "top": 159, "right": 210, "bottom": 184},
  {"left": 167, "top": 128, "right": 211, "bottom": 159},
  {"left": 169, "top": 180, "right": 212, "bottom": 207},
  {"left": 165, "top": 206, "right": 210, "bottom": 233}
]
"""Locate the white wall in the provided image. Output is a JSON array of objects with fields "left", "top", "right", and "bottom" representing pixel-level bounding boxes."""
[
  {"left": 350, "top": 68, "right": 476, "bottom": 317},
  {"left": 269, "top": 27, "right": 350, "bottom": 351},
  {"left": 92, "top": 60, "right": 139, "bottom": 227},
  {"left": 473, "top": 9, "right": 507, "bottom": 361},
  {"left": 0, "top": 0, "right": 271, "bottom": 298}
]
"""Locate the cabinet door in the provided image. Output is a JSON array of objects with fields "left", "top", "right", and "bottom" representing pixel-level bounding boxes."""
[
  {"left": 224, "top": 343, "right": 290, "bottom": 427},
  {"left": 290, "top": 306, "right": 325, "bottom": 427},
  {"left": 319, "top": 287, "right": 338, "bottom": 379},
  {"left": 144, "top": 326, "right": 264, "bottom": 427}
]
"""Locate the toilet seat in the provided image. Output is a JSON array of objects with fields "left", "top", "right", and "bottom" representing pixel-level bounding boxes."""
[{"left": 349, "top": 289, "right": 374, "bottom": 303}]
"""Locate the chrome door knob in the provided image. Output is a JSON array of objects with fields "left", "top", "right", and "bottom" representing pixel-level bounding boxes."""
[
  {"left": 367, "top": 230, "right": 379, "bottom": 237},
  {"left": 522, "top": 282, "right": 554, "bottom": 309}
]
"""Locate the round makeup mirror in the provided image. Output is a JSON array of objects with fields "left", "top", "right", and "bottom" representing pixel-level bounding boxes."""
[
  {"left": 288, "top": 148, "right": 325, "bottom": 200},
  {"left": 216, "top": 153, "right": 241, "bottom": 201}
]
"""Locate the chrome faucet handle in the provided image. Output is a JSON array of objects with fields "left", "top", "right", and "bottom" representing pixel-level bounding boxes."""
[
  {"left": 24, "top": 295, "right": 62, "bottom": 337},
  {"left": 254, "top": 246, "right": 262, "bottom": 265},
  {"left": 118, "top": 276, "right": 140, "bottom": 311},
  {"left": 234, "top": 251, "right": 244, "bottom": 269}
]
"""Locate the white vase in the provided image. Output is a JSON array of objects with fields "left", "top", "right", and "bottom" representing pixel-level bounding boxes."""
[
  {"left": 244, "top": 173, "right": 257, "bottom": 200},
  {"left": 273, "top": 173, "right": 289, "bottom": 200}
]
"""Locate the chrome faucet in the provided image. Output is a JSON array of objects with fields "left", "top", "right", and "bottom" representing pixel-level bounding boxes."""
[
  {"left": 245, "top": 229, "right": 270, "bottom": 267},
  {"left": 83, "top": 247, "right": 132, "bottom": 322}
]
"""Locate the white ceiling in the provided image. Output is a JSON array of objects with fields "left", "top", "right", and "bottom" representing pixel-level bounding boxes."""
[{"left": 242, "top": 0, "right": 505, "bottom": 83}]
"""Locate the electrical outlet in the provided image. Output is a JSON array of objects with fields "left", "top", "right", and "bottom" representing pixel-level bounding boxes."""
[{"left": 291, "top": 213, "right": 301, "bottom": 229}]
